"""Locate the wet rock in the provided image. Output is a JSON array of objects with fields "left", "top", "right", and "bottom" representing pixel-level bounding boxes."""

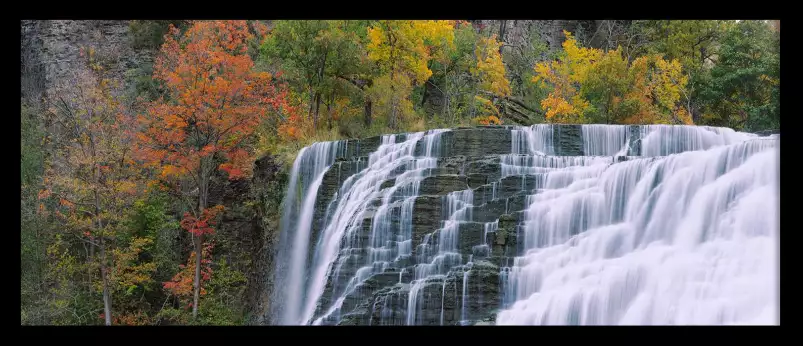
[
  {"left": 412, "top": 195, "right": 443, "bottom": 244},
  {"left": 419, "top": 175, "right": 469, "bottom": 196},
  {"left": 466, "top": 173, "right": 487, "bottom": 189},
  {"left": 554, "top": 124, "right": 583, "bottom": 156},
  {"left": 379, "top": 178, "right": 396, "bottom": 191},
  {"left": 289, "top": 125, "right": 607, "bottom": 326}
]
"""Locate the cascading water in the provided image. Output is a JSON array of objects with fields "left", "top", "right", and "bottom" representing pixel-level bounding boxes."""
[
  {"left": 272, "top": 124, "right": 779, "bottom": 326},
  {"left": 406, "top": 188, "right": 474, "bottom": 325},
  {"left": 275, "top": 129, "right": 452, "bottom": 325},
  {"left": 273, "top": 141, "right": 347, "bottom": 325},
  {"left": 497, "top": 124, "right": 779, "bottom": 325}
]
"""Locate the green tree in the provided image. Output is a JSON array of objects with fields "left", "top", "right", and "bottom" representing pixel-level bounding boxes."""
[
  {"left": 698, "top": 20, "right": 779, "bottom": 131},
  {"left": 581, "top": 47, "right": 630, "bottom": 123},
  {"left": 503, "top": 26, "right": 550, "bottom": 122},
  {"left": 21, "top": 101, "right": 48, "bottom": 324},
  {"left": 261, "top": 20, "right": 372, "bottom": 133},
  {"left": 261, "top": 20, "right": 332, "bottom": 126},
  {"left": 634, "top": 20, "right": 732, "bottom": 121}
]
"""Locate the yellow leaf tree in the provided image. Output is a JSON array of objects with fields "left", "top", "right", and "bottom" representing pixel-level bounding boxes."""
[
  {"left": 622, "top": 55, "right": 690, "bottom": 124},
  {"left": 532, "top": 30, "right": 600, "bottom": 123},
  {"left": 534, "top": 30, "right": 691, "bottom": 125},
  {"left": 366, "top": 20, "right": 454, "bottom": 129},
  {"left": 472, "top": 34, "right": 510, "bottom": 125}
]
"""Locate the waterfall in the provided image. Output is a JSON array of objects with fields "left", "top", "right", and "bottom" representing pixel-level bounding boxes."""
[
  {"left": 273, "top": 124, "right": 779, "bottom": 326},
  {"left": 497, "top": 124, "right": 779, "bottom": 325},
  {"left": 273, "top": 141, "right": 346, "bottom": 325},
  {"left": 287, "top": 129, "right": 450, "bottom": 325}
]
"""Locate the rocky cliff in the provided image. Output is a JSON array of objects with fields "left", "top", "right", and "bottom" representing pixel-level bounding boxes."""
[
  {"left": 21, "top": 20, "right": 153, "bottom": 103},
  {"left": 477, "top": 20, "right": 601, "bottom": 51}
]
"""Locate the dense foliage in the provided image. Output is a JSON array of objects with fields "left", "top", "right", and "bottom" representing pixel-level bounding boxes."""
[{"left": 21, "top": 19, "right": 779, "bottom": 325}]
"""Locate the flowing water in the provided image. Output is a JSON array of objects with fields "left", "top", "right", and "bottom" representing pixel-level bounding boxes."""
[
  {"left": 498, "top": 125, "right": 779, "bottom": 325},
  {"left": 273, "top": 124, "right": 779, "bottom": 326},
  {"left": 272, "top": 141, "right": 347, "bottom": 325}
]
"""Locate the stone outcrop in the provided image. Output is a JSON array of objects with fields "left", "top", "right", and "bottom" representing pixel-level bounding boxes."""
[{"left": 204, "top": 154, "right": 288, "bottom": 325}]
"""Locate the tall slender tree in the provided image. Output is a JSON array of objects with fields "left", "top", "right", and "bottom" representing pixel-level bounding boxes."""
[
  {"left": 43, "top": 46, "right": 139, "bottom": 325},
  {"left": 133, "top": 20, "right": 292, "bottom": 319}
]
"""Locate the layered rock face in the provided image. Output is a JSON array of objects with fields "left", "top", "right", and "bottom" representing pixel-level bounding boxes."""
[
  {"left": 21, "top": 20, "right": 150, "bottom": 102},
  {"left": 272, "top": 124, "right": 779, "bottom": 326}
]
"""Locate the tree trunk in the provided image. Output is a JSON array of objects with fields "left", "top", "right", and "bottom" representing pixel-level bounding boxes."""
[
  {"left": 88, "top": 241, "right": 95, "bottom": 290},
  {"left": 421, "top": 82, "right": 429, "bottom": 109},
  {"left": 193, "top": 233, "right": 202, "bottom": 319},
  {"left": 389, "top": 70, "right": 397, "bottom": 129},
  {"left": 93, "top": 170, "right": 111, "bottom": 326},
  {"left": 443, "top": 76, "right": 450, "bottom": 121},
  {"left": 327, "top": 92, "right": 334, "bottom": 130},
  {"left": 364, "top": 99, "right": 372, "bottom": 126},
  {"left": 100, "top": 239, "right": 112, "bottom": 326},
  {"left": 193, "top": 160, "right": 209, "bottom": 320},
  {"left": 313, "top": 91, "right": 321, "bottom": 130},
  {"left": 307, "top": 87, "right": 315, "bottom": 119},
  {"left": 498, "top": 20, "right": 507, "bottom": 53},
  {"left": 390, "top": 95, "right": 397, "bottom": 129},
  {"left": 313, "top": 50, "right": 328, "bottom": 131}
]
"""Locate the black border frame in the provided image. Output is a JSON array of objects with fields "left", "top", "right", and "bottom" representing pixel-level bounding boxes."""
[{"left": 14, "top": 6, "right": 790, "bottom": 341}]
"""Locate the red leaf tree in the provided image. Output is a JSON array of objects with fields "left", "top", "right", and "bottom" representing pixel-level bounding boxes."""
[{"left": 133, "top": 20, "right": 291, "bottom": 318}]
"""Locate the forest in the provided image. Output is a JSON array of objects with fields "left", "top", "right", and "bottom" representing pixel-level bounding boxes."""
[{"left": 20, "top": 19, "right": 779, "bottom": 325}]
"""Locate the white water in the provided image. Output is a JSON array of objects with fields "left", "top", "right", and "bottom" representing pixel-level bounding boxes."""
[
  {"left": 405, "top": 187, "right": 475, "bottom": 325},
  {"left": 274, "top": 124, "right": 779, "bottom": 326},
  {"left": 274, "top": 141, "right": 346, "bottom": 325},
  {"left": 288, "top": 130, "right": 450, "bottom": 325},
  {"left": 497, "top": 124, "right": 779, "bottom": 325}
]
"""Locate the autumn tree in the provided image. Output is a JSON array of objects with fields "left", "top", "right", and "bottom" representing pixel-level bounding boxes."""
[
  {"left": 471, "top": 34, "right": 510, "bottom": 125},
  {"left": 366, "top": 20, "right": 454, "bottom": 129},
  {"left": 533, "top": 30, "right": 691, "bottom": 125},
  {"left": 533, "top": 30, "right": 600, "bottom": 123},
  {"left": 580, "top": 48, "right": 692, "bottom": 125},
  {"left": 41, "top": 45, "right": 141, "bottom": 325},
  {"left": 620, "top": 54, "right": 691, "bottom": 124},
  {"left": 133, "top": 20, "right": 291, "bottom": 319},
  {"left": 423, "top": 21, "right": 477, "bottom": 123}
]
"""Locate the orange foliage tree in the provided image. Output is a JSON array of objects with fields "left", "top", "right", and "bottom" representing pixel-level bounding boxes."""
[{"left": 132, "top": 20, "right": 292, "bottom": 319}]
